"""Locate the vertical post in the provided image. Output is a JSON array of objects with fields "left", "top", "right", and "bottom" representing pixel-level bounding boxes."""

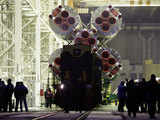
[
  {"left": 61, "top": 0, "right": 65, "bottom": 6},
  {"left": 147, "top": 39, "right": 151, "bottom": 60},
  {"left": 139, "top": 31, "right": 146, "bottom": 64},
  {"left": 147, "top": 34, "right": 153, "bottom": 60},
  {"left": 49, "top": 35, "right": 54, "bottom": 55},
  {"left": 48, "top": 35, "right": 54, "bottom": 89},
  {"left": 35, "top": 0, "right": 41, "bottom": 107},
  {"left": 14, "top": 0, "right": 23, "bottom": 82},
  {"left": 142, "top": 39, "right": 146, "bottom": 63}
]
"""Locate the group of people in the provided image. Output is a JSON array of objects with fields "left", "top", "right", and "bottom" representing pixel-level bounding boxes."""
[
  {"left": 117, "top": 74, "right": 160, "bottom": 119},
  {"left": 0, "top": 78, "right": 28, "bottom": 112}
]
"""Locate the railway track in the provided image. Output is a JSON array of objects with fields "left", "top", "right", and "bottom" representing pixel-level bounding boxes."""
[
  {"left": 72, "top": 111, "right": 90, "bottom": 120},
  {"left": 31, "top": 111, "right": 90, "bottom": 120},
  {"left": 0, "top": 110, "right": 91, "bottom": 120},
  {"left": 31, "top": 110, "right": 63, "bottom": 120},
  {"left": 0, "top": 112, "right": 32, "bottom": 119}
]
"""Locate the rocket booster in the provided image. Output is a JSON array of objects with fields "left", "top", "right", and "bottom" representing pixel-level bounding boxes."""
[
  {"left": 49, "top": 6, "right": 81, "bottom": 38},
  {"left": 91, "top": 5, "right": 122, "bottom": 40}
]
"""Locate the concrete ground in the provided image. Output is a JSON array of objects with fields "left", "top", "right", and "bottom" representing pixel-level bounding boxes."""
[{"left": 0, "top": 104, "right": 160, "bottom": 120}]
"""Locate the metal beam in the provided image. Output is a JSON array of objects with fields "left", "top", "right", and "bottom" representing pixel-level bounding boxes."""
[
  {"left": 0, "top": 19, "right": 13, "bottom": 35},
  {"left": 41, "top": 33, "right": 49, "bottom": 41},
  {"left": 124, "top": 25, "right": 160, "bottom": 30},
  {"left": 22, "top": 17, "right": 35, "bottom": 29},
  {"left": 0, "top": 14, "right": 34, "bottom": 54},
  {"left": 0, "top": 66, "right": 15, "bottom": 68},
  {"left": 138, "top": 31, "right": 146, "bottom": 62},
  {"left": 14, "top": 0, "right": 23, "bottom": 80},
  {"left": 24, "top": 74, "right": 36, "bottom": 77},
  {"left": 24, "top": 0, "right": 35, "bottom": 10},
  {"left": 35, "top": 0, "right": 41, "bottom": 107},
  {"left": 0, "top": 43, "right": 14, "bottom": 58},
  {"left": 40, "top": 18, "right": 59, "bottom": 41},
  {"left": 0, "top": 11, "right": 14, "bottom": 13},
  {"left": 78, "top": 0, "right": 159, "bottom": 7},
  {"left": 24, "top": 0, "right": 60, "bottom": 42},
  {"left": 0, "top": 0, "right": 7, "bottom": 4},
  {"left": 22, "top": 40, "right": 34, "bottom": 52}
]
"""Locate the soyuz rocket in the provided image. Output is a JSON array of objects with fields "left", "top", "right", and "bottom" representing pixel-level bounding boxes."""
[{"left": 48, "top": 5, "right": 122, "bottom": 80}]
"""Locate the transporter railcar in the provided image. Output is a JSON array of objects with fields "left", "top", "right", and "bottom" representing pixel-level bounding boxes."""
[{"left": 54, "top": 45, "right": 102, "bottom": 112}]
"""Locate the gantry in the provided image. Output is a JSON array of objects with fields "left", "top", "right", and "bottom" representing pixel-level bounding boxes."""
[{"left": 0, "top": 0, "right": 65, "bottom": 107}]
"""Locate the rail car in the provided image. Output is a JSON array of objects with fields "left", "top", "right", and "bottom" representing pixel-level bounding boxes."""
[{"left": 54, "top": 45, "right": 102, "bottom": 112}]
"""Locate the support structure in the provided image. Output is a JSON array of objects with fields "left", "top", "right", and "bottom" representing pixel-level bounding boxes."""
[
  {"left": 0, "top": 0, "right": 64, "bottom": 107},
  {"left": 34, "top": 0, "right": 41, "bottom": 107},
  {"left": 14, "top": 0, "right": 23, "bottom": 81}
]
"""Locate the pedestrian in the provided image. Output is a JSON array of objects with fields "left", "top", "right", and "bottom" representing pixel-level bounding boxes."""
[
  {"left": 20, "top": 82, "right": 28, "bottom": 112},
  {"left": 0, "top": 78, "right": 3, "bottom": 112},
  {"left": 14, "top": 82, "right": 21, "bottom": 112},
  {"left": 44, "top": 88, "right": 53, "bottom": 108},
  {"left": 14, "top": 82, "right": 28, "bottom": 112},
  {"left": 126, "top": 79, "right": 138, "bottom": 118},
  {"left": 125, "top": 78, "right": 129, "bottom": 87},
  {"left": 146, "top": 74, "right": 158, "bottom": 119},
  {"left": 139, "top": 78, "right": 147, "bottom": 112},
  {"left": 6, "top": 78, "right": 14, "bottom": 112},
  {"left": 157, "top": 80, "right": 160, "bottom": 113},
  {"left": 117, "top": 80, "right": 127, "bottom": 112},
  {"left": 135, "top": 79, "right": 141, "bottom": 112},
  {"left": 0, "top": 80, "right": 7, "bottom": 112}
]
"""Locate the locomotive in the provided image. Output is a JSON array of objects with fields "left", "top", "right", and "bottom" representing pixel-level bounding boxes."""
[{"left": 48, "top": 5, "right": 122, "bottom": 112}]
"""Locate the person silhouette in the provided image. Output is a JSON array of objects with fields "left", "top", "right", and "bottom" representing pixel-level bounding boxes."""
[
  {"left": 14, "top": 82, "right": 28, "bottom": 112},
  {"left": 126, "top": 79, "right": 138, "bottom": 118},
  {"left": 6, "top": 78, "right": 14, "bottom": 112},
  {"left": 147, "top": 74, "right": 158, "bottom": 119},
  {"left": 117, "top": 80, "right": 127, "bottom": 112}
]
